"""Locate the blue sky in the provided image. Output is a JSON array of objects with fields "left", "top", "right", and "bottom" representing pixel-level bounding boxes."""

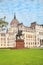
[{"left": 0, "top": 0, "right": 43, "bottom": 26}]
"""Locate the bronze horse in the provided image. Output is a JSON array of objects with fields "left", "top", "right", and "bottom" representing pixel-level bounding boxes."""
[{"left": 16, "top": 30, "right": 22, "bottom": 40}]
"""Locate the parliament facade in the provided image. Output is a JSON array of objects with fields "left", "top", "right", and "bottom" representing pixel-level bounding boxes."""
[{"left": 0, "top": 15, "right": 43, "bottom": 48}]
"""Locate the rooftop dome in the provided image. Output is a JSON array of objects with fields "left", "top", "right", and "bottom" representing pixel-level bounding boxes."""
[{"left": 10, "top": 14, "right": 19, "bottom": 27}]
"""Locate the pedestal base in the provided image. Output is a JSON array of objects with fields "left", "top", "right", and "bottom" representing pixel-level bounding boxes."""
[{"left": 16, "top": 40, "right": 24, "bottom": 49}]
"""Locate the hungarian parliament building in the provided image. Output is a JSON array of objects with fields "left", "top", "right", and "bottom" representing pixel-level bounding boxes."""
[{"left": 0, "top": 15, "right": 43, "bottom": 48}]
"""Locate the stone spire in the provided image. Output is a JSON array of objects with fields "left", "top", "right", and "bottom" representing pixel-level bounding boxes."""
[{"left": 14, "top": 13, "right": 16, "bottom": 19}]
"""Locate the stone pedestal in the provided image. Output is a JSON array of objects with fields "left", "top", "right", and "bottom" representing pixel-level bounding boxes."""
[{"left": 16, "top": 40, "right": 24, "bottom": 49}]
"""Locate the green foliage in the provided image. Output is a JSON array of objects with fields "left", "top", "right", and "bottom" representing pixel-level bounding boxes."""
[
  {"left": 0, "top": 48, "right": 43, "bottom": 65},
  {"left": 0, "top": 19, "right": 8, "bottom": 27}
]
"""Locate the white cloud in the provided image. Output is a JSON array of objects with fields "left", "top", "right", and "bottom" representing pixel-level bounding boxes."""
[{"left": 0, "top": 0, "right": 43, "bottom": 26}]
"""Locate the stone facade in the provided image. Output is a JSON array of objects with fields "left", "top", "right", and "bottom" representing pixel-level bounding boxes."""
[{"left": 0, "top": 16, "right": 43, "bottom": 48}]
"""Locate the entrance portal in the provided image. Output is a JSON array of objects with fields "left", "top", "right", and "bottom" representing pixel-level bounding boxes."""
[{"left": 40, "top": 39, "right": 43, "bottom": 46}]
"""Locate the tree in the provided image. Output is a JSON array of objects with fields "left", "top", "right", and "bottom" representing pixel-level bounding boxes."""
[{"left": 0, "top": 16, "right": 8, "bottom": 31}]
